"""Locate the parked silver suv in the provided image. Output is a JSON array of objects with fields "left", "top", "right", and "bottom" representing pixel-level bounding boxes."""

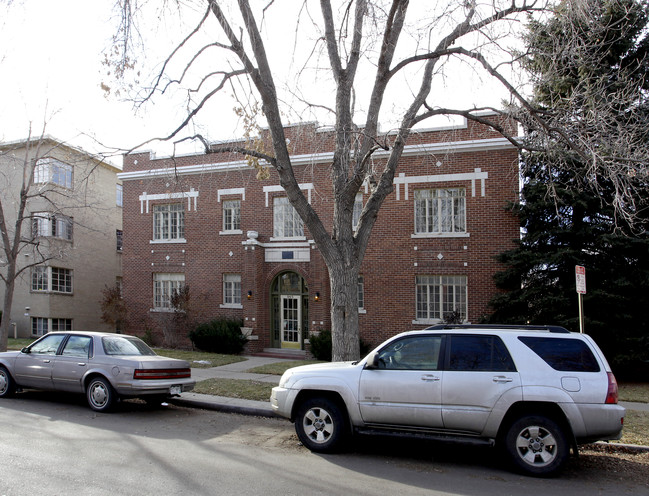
[{"left": 270, "top": 325, "right": 625, "bottom": 476}]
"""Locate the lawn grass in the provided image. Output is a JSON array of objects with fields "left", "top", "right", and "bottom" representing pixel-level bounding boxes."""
[
  {"left": 7, "top": 338, "right": 35, "bottom": 350},
  {"left": 619, "top": 383, "right": 649, "bottom": 403},
  {"left": 152, "top": 348, "right": 246, "bottom": 369},
  {"left": 615, "top": 410, "right": 649, "bottom": 446},
  {"left": 193, "top": 378, "right": 273, "bottom": 402},
  {"left": 246, "top": 360, "right": 323, "bottom": 375}
]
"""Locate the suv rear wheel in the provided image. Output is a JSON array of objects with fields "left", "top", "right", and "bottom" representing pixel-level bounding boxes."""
[
  {"left": 504, "top": 415, "right": 569, "bottom": 476},
  {"left": 295, "top": 397, "right": 347, "bottom": 453}
]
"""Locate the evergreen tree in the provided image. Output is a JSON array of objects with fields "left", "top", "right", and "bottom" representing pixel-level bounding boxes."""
[{"left": 487, "top": 0, "right": 649, "bottom": 379}]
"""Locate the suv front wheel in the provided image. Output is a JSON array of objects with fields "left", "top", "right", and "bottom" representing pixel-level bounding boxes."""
[
  {"left": 504, "top": 415, "right": 569, "bottom": 476},
  {"left": 295, "top": 396, "right": 347, "bottom": 453}
]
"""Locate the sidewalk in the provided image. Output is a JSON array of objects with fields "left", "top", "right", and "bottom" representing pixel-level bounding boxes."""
[
  {"left": 170, "top": 355, "right": 649, "bottom": 421},
  {"left": 170, "top": 355, "right": 287, "bottom": 417}
]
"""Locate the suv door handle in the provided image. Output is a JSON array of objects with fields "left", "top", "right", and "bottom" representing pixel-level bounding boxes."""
[
  {"left": 493, "top": 376, "right": 513, "bottom": 383},
  {"left": 421, "top": 374, "right": 440, "bottom": 382}
]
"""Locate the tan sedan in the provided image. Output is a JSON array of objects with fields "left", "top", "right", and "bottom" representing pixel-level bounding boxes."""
[{"left": 0, "top": 331, "right": 195, "bottom": 412}]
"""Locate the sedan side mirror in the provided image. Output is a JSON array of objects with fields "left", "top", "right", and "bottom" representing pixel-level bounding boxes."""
[{"left": 20, "top": 347, "right": 30, "bottom": 354}]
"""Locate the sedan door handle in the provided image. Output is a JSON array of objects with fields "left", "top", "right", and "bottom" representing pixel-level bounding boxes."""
[
  {"left": 421, "top": 374, "right": 440, "bottom": 382},
  {"left": 77, "top": 363, "right": 87, "bottom": 366},
  {"left": 493, "top": 376, "right": 513, "bottom": 383},
  {"left": 43, "top": 359, "right": 51, "bottom": 364}
]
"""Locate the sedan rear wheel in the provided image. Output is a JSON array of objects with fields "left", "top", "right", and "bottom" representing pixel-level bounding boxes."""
[
  {"left": 86, "top": 377, "right": 115, "bottom": 412},
  {"left": 0, "top": 366, "right": 16, "bottom": 398}
]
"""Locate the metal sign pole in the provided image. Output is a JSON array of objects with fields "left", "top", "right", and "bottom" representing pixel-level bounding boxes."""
[
  {"left": 578, "top": 293, "right": 584, "bottom": 333},
  {"left": 575, "top": 265, "right": 586, "bottom": 333}
]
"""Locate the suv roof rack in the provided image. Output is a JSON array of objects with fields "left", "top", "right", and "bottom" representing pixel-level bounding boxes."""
[{"left": 424, "top": 324, "right": 571, "bottom": 334}]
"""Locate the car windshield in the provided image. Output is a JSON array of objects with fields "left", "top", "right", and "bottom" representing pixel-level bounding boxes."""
[{"left": 102, "top": 336, "right": 157, "bottom": 356}]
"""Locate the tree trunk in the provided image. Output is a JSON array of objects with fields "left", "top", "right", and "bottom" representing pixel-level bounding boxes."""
[
  {"left": 0, "top": 272, "right": 16, "bottom": 352},
  {"left": 328, "top": 261, "right": 361, "bottom": 361}
]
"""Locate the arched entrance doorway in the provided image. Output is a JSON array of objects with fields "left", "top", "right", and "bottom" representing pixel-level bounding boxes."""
[{"left": 270, "top": 271, "right": 309, "bottom": 349}]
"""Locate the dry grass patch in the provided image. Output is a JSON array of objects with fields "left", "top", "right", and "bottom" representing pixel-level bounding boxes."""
[
  {"left": 615, "top": 410, "right": 649, "bottom": 447},
  {"left": 619, "top": 383, "right": 649, "bottom": 403},
  {"left": 193, "top": 378, "right": 272, "bottom": 402},
  {"left": 246, "top": 360, "right": 323, "bottom": 375},
  {"left": 153, "top": 349, "right": 246, "bottom": 369}
]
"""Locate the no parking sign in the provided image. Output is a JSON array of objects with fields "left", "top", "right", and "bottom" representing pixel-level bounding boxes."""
[{"left": 575, "top": 265, "right": 586, "bottom": 294}]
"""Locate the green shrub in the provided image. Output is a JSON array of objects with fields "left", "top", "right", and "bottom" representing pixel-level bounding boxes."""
[
  {"left": 188, "top": 318, "right": 246, "bottom": 355},
  {"left": 309, "top": 329, "right": 372, "bottom": 361},
  {"left": 309, "top": 329, "right": 332, "bottom": 361}
]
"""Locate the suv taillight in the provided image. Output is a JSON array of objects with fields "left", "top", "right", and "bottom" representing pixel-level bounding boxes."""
[{"left": 605, "top": 372, "right": 619, "bottom": 404}]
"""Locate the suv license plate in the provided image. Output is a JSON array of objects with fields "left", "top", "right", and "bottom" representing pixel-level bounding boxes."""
[{"left": 170, "top": 385, "right": 182, "bottom": 395}]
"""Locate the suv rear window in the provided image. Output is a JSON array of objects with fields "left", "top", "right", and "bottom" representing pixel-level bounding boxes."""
[{"left": 518, "top": 337, "right": 600, "bottom": 372}]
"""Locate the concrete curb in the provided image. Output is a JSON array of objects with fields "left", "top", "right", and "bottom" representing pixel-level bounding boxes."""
[
  {"left": 170, "top": 392, "right": 277, "bottom": 418},
  {"left": 590, "top": 441, "right": 649, "bottom": 453}
]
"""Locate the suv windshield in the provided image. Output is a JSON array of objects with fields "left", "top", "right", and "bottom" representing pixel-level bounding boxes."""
[{"left": 102, "top": 336, "right": 157, "bottom": 356}]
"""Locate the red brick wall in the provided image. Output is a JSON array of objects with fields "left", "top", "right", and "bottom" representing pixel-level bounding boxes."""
[{"left": 120, "top": 118, "right": 519, "bottom": 350}]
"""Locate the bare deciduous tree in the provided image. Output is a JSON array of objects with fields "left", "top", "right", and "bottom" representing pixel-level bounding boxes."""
[{"left": 109, "top": 0, "right": 647, "bottom": 360}]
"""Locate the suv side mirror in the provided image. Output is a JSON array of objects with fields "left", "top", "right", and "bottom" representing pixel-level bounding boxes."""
[{"left": 365, "top": 351, "right": 379, "bottom": 369}]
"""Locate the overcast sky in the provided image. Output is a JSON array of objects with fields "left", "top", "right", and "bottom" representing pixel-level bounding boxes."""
[
  {"left": 1, "top": 0, "right": 517, "bottom": 168},
  {"left": 0, "top": 0, "right": 195, "bottom": 165}
]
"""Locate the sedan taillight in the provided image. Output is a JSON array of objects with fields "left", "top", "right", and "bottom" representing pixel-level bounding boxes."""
[
  {"left": 605, "top": 372, "right": 619, "bottom": 404},
  {"left": 133, "top": 368, "right": 191, "bottom": 380}
]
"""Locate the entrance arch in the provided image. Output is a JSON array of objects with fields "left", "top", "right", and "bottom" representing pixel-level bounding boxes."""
[{"left": 270, "top": 271, "right": 309, "bottom": 349}]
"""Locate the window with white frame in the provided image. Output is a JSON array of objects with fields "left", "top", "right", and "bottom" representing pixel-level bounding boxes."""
[
  {"left": 31, "top": 317, "right": 48, "bottom": 336},
  {"left": 34, "top": 158, "right": 73, "bottom": 189},
  {"left": 32, "top": 213, "right": 73, "bottom": 241},
  {"left": 31, "top": 266, "right": 72, "bottom": 293},
  {"left": 416, "top": 275, "right": 467, "bottom": 322},
  {"left": 414, "top": 188, "right": 466, "bottom": 234},
  {"left": 51, "top": 318, "right": 72, "bottom": 331},
  {"left": 223, "top": 274, "right": 242, "bottom": 306},
  {"left": 222, "top": 199, "right": 241, "bottom": 232},
  {"left": 273, "top": 197, "right": 304, "bottom": 238},
  {"left": 116, "top": 184, "right": 123, "bottom": 207},
  {"left": 31, "top": 317, "right": 72, "bottom": 336},
  {"left": 32, "top": 267, "right": 48, "bottom": 291},
  {"left": 153, "top": 273, "right": 185, "bottom": 310},
  {"left": 51, "top": 268, "right": 72, "bottom": 292},
  {"left": 353, "top": 193, "right": 363, "bottom": 230},
  {"left": 153, "top": 204, "right": 185, "bottom": 241}
]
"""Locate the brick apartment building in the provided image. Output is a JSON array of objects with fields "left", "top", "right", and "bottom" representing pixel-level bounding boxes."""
[{"left": 119, "top": 116, "right": 519, "bottom": 355}]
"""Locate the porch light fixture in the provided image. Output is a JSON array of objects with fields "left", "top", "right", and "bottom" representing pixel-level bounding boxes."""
[
  {"left": 314, "top": 292, "right": 320, "bottom": 302},
  {"left": 247, "top": 290, "right": 253, "bottom": 300}
]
